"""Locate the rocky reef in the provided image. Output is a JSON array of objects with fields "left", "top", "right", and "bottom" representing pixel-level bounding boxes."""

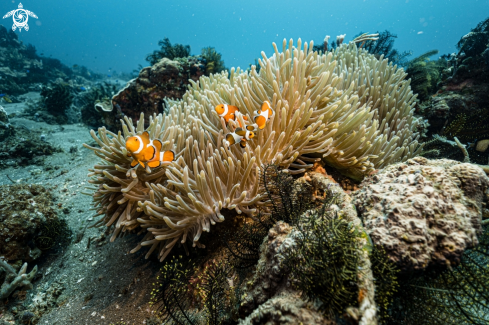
[
  {"left": 0, "top": 25, "right": 96, "bottom": 96},
  {"left": 109, "top": 57, "right": 206, "bottom": 130},
  {"left": 353, "top": 157, "right": 489, "bottom": 272},
  {"left": 0, "top": 183, "right": 70, "bottom": 304},
  {"left": 416, "top": 17, "right": 489, "bottom": 165}
]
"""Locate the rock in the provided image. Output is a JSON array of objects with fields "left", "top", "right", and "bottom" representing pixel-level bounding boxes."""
[
  {"left": 21, "top": 311, "right": 35, "bottom": 324},
  {"left": 0, "top": 105, "right": 8, "bottom": 123},
  {"left": 239, "top": 293, "right": 334, "bottom": 325},
  {"left": 353, "top": 157, "right": 489, "bottom": 272},
  {"left": 109, "top": 57, "right": 206, "bottom": 130},
  {"left": 239, "top": 172, "right": 377, "bottom": 325}
]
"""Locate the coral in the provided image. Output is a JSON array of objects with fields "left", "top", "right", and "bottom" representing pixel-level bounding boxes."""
[
  {"left": 84, "top": 38, "right": 422, "bottom": 264},
  {"left": 39, "top": 83, "right": 74, "bottom": 124},
  {"left": 79, "top": 82, "right": 120, "bottom": 128},
  {"left": 109, "top": 57, "right": 206, "bottom": 130},
  {"left": 0, "top": 259, "right": 37, "bottom": 300},
  {"left": 439, "top": 17, "right": 489, "bottom": 85},
  {"left": 0, "top": 184, "right": 60, "bottom": 262},
  {"left": 238, "top": 221, "right": 294, "bottom": 316},
  {"left": 456, "top": 17, "right": 489, "bottom": 60},
  {"left": 201, "top": 47, "right": 226, "bottom": 74},
  {"left": 238, "top": 293, "right": 334, "bottom": 325},
  {"left": 0, "top": 25, "right": 97, "bottom": 96},
  {"left": 146, "top": 37, "right": 191, "bottom": 65},
  {"left": 388, "top": 225, "right": 489, "bottom": 325},
  {"left": 353, "top": 157, "right": 489, "bottom": 272},
  {"left": 404, "top": 50, "right": 444, "bottom": 101}
]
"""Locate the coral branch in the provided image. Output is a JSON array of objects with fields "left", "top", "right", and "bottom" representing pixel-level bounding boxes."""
[{"left": 0, "top": 259, "right": 38, "bottom": 300}]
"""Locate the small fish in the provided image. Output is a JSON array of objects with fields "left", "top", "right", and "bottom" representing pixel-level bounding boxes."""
[
  {"left": 254, "top": 101, "right": 274, "bottom": 129},
  {"left": 125, "top": 131, "right": 174, "bottom": 168},
  {"left": 0, "top": 94, "right": 5, "bottom": 97},
  {"left": 215, "top": 104, "right": 248, "bottom": 127},
  {"left": 80, "top": 86, "right": 86, "bottom": 91},
  {"left": 107, "top": 74, "right": 111, "bottom": 78},
  {"left": 73, "top": 64, "right": 79, "bottom": 68},
  {"left": 26, "top": 70, "right": 29, "bottom": 73},
  {"left": 225, "top": 125, "right": 256, "bottom": 148}
]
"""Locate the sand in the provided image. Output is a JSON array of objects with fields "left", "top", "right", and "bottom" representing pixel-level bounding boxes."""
[{"left": 0, "top": 93, "right": 160, "bottom": 325}]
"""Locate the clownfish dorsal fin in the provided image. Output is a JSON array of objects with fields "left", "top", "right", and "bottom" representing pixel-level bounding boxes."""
[
  {"left": 141, "top": 131, "right": 150, "bottom": 141},
  {"left": 261, "top": 101, "right": 271, "bottom": 112}
]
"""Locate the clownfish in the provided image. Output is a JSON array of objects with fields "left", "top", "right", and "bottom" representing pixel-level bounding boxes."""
[
  {"left": 225, "top": 125, "right": 256, "bottom": 148},
  {"left": 254, "top": 101, "right": 274, "bottom": 129},
  {"left": 215, "top": 104, "right": 248, "bottom": 127},
  {"left": 125, "top": 131, "right": 175, "bottom": 168}
]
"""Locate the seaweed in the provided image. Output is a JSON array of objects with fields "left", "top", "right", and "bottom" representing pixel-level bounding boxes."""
[
  {"left": 151, "top": 256, "right": 238, "bottom": 325},
  {"left": 371, "top": 246, "right": 399, "bottom": 323},
  {"left": 195, "top": 259, "right": 238, "bottom": 325},
  {"left": 387, "top": 226, "right": 489, "bottom": 324},
  {"left": 405, "top": 50, "right": 444, "bottom": 101},
  {"left": 221, "top": 220, "right": 267, "bottom": 270},
  {"left": 201, "top": 47, "right": 226, "bottom": 75},
  {"left": 146, "top": 38, "right": 191, "bottom": 65},
  {"left": 358, "top": 30, "right": 412, "bottom": 66},
  {"left": 34, "top": 217, "right": 72, "bottom": 252},
  {"left": 285, "top": 198, "right": 361, "bottom": 318},
  {"left": 260, "top": 164, "right": 314, "bottom": 226}
]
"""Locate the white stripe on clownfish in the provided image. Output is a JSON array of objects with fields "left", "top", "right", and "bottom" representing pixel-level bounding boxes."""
[
  {"left": 219, "top": 104, "right": 229, "bottom": 117},
  {"left": 133, "top": 135, "right": 144, "bottom": 154}
]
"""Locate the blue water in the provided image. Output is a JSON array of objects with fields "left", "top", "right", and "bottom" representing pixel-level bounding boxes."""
[{"left": 1, "top": 0, "right": 488, "bottom": 73}]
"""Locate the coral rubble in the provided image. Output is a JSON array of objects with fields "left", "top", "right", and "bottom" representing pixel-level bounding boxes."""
[
  {"left": 0, "top": 123, "right": 62, "bottom": 167},
  {"left": 0, "top": 184, "right": 59, "bottom": 262},
  {"left": 353, "top": 157, "right": 489, "bottom": 272}
]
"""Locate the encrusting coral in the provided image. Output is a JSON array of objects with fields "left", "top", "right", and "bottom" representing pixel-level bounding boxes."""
[
  {"left": 84, "top": 37, "right": 423, "bottom": 263},
  {"left": 353, "top": 157, "right": 489, "bottom": 272}
]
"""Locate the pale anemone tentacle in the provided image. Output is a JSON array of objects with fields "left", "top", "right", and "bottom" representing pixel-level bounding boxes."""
[{"left": 84, "top": 38, "right": 423, "bottom": 263}]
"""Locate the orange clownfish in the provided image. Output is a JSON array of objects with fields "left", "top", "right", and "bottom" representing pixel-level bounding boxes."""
[
  {"left": 215, "top": 104, "right": 248, "bottom": 127},
  {"left": 254, "top": 101, "right": 274, "bottom": 129},
  {"left": 125, "top": 131, "right": 175, "bottom": 168},
  {"left": 225, "top": 125, "right": 256, "bottom": 148}
]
